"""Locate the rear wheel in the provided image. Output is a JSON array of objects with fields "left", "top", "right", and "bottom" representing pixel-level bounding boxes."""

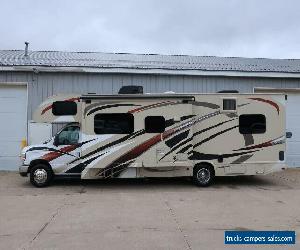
[
  {"left": 193, "top": 164, "right": 215, "bottom": 187},
  {"left": 30, "top": 164, "right": 53, "bottom": 187}
]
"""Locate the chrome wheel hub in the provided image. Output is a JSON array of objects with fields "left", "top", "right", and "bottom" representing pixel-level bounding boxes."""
[
  {"left": 33, "top": 169, "right": 48, "bottom": 184},
  {"left": 197, "top": 168, "right": 210, "bottom": 184}
]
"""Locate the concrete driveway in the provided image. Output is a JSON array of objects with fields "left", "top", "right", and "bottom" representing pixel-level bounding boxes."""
[{"left": 0, "top": 169, "right": 300, "bottom": 250}]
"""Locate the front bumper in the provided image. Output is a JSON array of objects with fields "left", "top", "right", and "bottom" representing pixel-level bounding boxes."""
[{"left": 19, "top": 165, "right": 29, "bottom": 177}]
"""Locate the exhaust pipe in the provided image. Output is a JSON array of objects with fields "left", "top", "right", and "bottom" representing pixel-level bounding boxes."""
[{"left": 24, "top": 42, "right": 29, "bottom": 57}]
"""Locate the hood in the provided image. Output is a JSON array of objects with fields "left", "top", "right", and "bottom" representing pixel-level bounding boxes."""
[{"left": 22, "top": 142, "right": 52, "bottom": 153}]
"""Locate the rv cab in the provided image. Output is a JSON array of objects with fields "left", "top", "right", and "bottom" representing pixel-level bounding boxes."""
[{"left": 20, "top": 123, "right": 81, "bottom": 182}]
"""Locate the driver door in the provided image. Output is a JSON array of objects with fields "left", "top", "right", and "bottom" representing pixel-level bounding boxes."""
[{"left": 51, "top": 125, "right": 81, "bottom": 173}]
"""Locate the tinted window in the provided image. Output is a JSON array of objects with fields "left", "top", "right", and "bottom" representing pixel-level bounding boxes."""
[
  {"left": 94, "top": 113, "right": 134, "bottom": 134},
  {"left": 145, "top": 116, "right": 165, "bottom": 133},
  {"left": 55, "top": 126, "right": 79, "bottom": 145},
  {"left": 239, "top": 114, "right": 266, "bottom": 134},
  {"left": 223, "top": 99, "right": 236, "bottom": 111},
  {"left": 52, "top": 101, "right": 77, "bottom": 116}
]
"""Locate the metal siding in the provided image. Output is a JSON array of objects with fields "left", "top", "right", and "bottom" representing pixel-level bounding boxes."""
[{"left": 0, "top": 72, "right": 300, "bottom": 120}]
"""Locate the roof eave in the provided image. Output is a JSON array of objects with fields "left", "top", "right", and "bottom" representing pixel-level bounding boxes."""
[{"left": 1, "top": 65, "right": 300, "bottom": 78}]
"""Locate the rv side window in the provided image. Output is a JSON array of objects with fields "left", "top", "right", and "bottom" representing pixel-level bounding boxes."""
[
  {"left": 145, "top": 116, "right": 165, "bottom": 133},
  {"left": 52, "top": 101, "right": 77, "bottom": 116},
  {"left": 94, "top": 113, "right": 134, "bottom": 134},
  {"left": 239, "top": 114, "right": 266, "bottom": 134}
]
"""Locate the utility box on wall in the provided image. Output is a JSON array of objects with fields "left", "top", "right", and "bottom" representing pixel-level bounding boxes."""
[{"left": 28, "top": 122, "right": 52, "bottom": 145}]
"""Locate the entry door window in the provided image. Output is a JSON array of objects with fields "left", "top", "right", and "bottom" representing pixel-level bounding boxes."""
[{"left": 145, "top": 116, "right": 166, "bottom": 133}]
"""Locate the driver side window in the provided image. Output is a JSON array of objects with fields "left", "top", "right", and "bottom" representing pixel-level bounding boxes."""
[{"left": 55, "top": 126, "right": 79, "bottom": 145}]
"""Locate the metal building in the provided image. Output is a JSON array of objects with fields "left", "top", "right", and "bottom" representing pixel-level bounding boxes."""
[{"left": 1, "top": 49, "right": 300, "bottom": 170}]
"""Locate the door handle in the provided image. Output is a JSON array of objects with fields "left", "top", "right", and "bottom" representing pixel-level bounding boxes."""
[{"left": 157, "top": 149, "right": 165, "bottom": 156}]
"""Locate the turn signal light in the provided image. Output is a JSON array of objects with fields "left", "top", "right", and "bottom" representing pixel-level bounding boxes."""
[{"left": 21, "top": 138, "right": 27, "bottom": 149}]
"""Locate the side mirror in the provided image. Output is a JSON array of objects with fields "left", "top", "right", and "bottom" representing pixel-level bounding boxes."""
[
  {"left": 286, "top": 131, "right": 292, "bottom": 139},
  {"left": 53, "top": 135, "right": 59, "bottom": 146}
]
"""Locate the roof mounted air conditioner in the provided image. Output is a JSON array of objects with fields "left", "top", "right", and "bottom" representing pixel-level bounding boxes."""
[
  {"left": 118, "top": 85, "right": 143, "bottom": 94},
  {"left": 217, "top": 90, "right": 239, "bottom": 93}
]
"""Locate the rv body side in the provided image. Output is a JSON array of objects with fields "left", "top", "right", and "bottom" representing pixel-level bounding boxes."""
[{"left": 20, "top": 93, "right": 286, "bottom": 186}]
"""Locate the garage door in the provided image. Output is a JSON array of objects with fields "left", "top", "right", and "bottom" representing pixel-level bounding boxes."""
[
  {"left": 286, "top": 94, "right": 300, "bottom": 167},
  {"left": 0, "top": 85, "right": 27, "bottom": 170}
]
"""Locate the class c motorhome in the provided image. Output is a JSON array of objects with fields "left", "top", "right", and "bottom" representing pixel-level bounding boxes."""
[{"left": 19, "top": 90, "right": 287, "bottom": 187}]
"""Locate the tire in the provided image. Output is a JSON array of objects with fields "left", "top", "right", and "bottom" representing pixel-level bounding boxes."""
[
  {"left": 30, "top": 164, "right": 53, "bottom": 187},
  {"left": 193, "top": 164, "right": 215, "bottom": 187}
]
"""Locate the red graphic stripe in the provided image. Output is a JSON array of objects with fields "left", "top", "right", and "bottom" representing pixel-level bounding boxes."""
[
  {"left": 128, "top": 101, "right": 174, "bottom": 114},
  {"left": 115, "top": 126, "right": 177, "bottom": 163},
  {"left": 235, "top": 140, "right": 273, "bottom": 151},
  {"left": 108, "top": 133, "right": 164, "bottom": 166},
  {"left": 42, "top": 145, "right": 78, "bottom": 162},
  {"left": 121, "top": 134, "right": 162, "bottom": 161},
  {"left": 249, "top": 98, "right": 280, "bottom": 114},
  {"left": 41, "top": 97, "right": 80, "bottom": 115},
  {"left": 162, "top": 129, "right": 175, "bottom": 140}
]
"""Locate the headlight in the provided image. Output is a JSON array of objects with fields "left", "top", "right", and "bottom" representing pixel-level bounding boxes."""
[{"left": 20, "top": 152, "right": 26, "bottom": 161}]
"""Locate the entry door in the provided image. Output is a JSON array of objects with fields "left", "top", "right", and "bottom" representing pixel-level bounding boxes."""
[
  {"left": 0, "top": 84, "right": 27, "bottom": 170},
  {"left": 143, "top": 102, "right": 193, "bottom": 168},
  {"left": 286, "top": 94, "right": 300, "bottom": 167}
]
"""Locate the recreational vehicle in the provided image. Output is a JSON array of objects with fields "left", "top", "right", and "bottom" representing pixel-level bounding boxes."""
[{"left": 19, "top": 89, "right": 286, "bottom": 187}]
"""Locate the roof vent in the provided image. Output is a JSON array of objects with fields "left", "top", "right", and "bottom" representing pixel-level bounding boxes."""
[
  {"left": 118, "top": 85, "right": 143, "bottom": 94},
  {"left": 217, "top": 90, "right": 239, "bottom": 93},
  {"left": 24, "top": 42, "right": 29, "bottom": 57}
]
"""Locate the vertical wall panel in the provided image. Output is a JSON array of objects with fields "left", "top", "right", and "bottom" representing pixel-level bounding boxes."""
[{"left": 0, "top": 71, "right": 300, "bottom": 120}]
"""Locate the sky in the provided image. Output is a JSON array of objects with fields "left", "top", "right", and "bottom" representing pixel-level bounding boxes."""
[{"left": 1, "top": 0, "right": 300, "bottom": 59}]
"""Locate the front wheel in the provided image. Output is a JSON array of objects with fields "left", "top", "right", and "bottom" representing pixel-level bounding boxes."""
[
  {"left": 30, "top": 164, "right": 53, "bottom": 187},
  {"left": 193, "top": 164, "right": 215, "bottom": 187}
]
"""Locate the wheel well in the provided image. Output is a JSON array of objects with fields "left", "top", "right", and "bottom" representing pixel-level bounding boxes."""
[
  {"left": 28, "top": 159, "right": 52, "bottom": 173},
  {"left": 194, "top": 162, "right": 215, "bottom": 175}
]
